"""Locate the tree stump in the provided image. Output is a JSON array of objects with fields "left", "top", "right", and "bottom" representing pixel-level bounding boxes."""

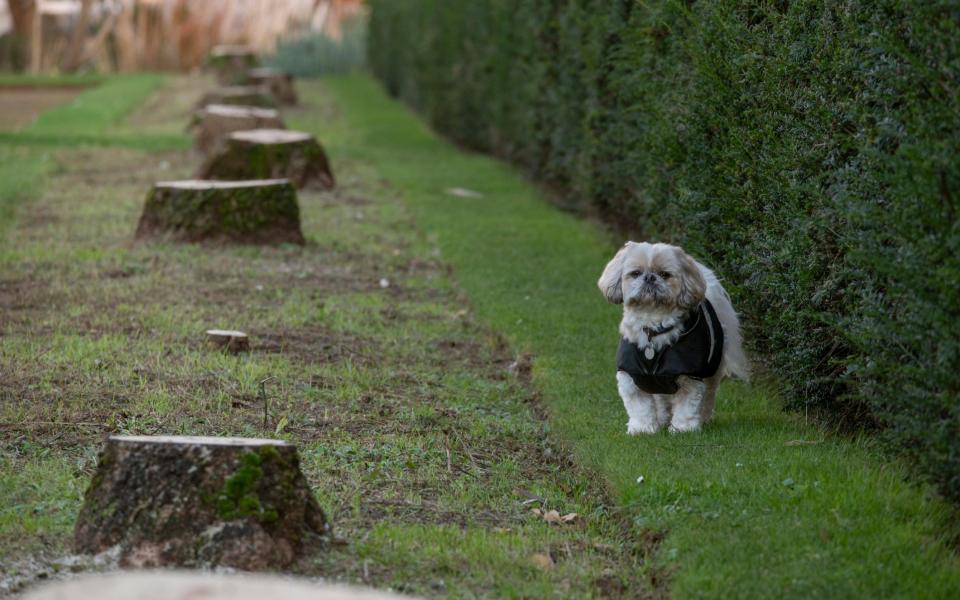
[
  {"left": 192, "top": 104, "right": 286, "bottom": 158},
  {"left": 135, "top": 179, "right": 305, "bottom": 245},
  {"left": 23, "top": 573, "right": 409, "bottom": 600},
  {"left": 207, "top": 329, "right": 250, "bottom": 353},
  {"left": 73, "top": 436, "right": 327, "bottom": 570},
  {"left": 197, "top": 129, "right": 335, "bottom": 190},
  {"left": 197, "top": 86, "right": 276, "bottom": 110},
  {"left": 246, "top": 67, "right": 298, "bottom": 105},
  {"left": 208, "top": 45, "right": 260, "bottom": 85}
]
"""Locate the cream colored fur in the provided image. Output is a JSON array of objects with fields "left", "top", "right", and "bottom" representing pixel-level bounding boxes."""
[{"left": 599, "top": 242, "right": 749, "bottom": 433}]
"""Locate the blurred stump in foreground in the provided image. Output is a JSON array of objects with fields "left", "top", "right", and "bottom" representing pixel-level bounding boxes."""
[{"left": 23, "top": 572, "right": 410, "bottom": 600}]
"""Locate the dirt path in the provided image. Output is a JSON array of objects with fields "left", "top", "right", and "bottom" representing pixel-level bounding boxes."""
[
  {"left": 0, "top": 87, "right": 85, "bottom": 130},
  {"left": 0, "top": 79, "right": 654, "bottom": 598}
]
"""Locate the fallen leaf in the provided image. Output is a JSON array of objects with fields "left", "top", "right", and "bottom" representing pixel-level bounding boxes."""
[
  {"left": 530, "top": 508, "right": 543, "bottom": 517},
  {"left": 445, "top": 187, "right": 484, "bottom": 199},
  {"left": 530, "top": 553, "right": 554, "bottom": 570},
  {"left": 560, "top": 512, "right": 579, "bottom": 524},
  {"left": 542, "top": 509, "right": 562, "bottom": 524},
  {"left": 785, "top": 439, "right": 821, "bottom": 446}
]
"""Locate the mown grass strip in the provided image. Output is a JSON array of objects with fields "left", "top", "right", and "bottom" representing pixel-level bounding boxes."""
[
  {"left": 1, "top": 74, "right": 187, "bottom": 151},
  {"left": 0, "top": 131, "right": 187, "bottom": 151},
  {"left": 0, "top": 147, "right": 51, "bottom": 237},
  {"left": 309, "top": 75, "right": 960, "bottom": 598},
  {"left": 0, "top": 73, "right": 104, "bottom": 87},
  {"left": 0, "top": 74, "right": 187, "bottom": 240}
]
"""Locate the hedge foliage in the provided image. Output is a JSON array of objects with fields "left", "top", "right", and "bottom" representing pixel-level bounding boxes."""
[
  {"left": 367, "top": 1, "right": 960, "bottom": 501},
  {"left": 269, "top": 19, "right": 367, "bottom": 78}
]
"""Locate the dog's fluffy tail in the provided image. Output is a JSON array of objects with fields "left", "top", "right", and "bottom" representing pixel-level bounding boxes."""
[{"left": 700, "top": 264, "right": 751, "bottom": 381}]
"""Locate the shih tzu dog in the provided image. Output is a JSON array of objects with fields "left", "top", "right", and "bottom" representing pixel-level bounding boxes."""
[{"left": 598, "top": 242, "right": 749, "bottom": 434}]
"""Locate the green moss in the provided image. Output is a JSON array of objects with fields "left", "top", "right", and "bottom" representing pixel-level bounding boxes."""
[
  {"left": 140, "top": 181, "right": 302, "bottom": 243},
  {"left": 216, "top": 451, "right": 278, "bottom": 523}
]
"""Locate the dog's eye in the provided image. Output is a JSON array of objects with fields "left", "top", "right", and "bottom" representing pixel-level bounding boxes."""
[
  {"left": 628, "top": 270, "right": 642, "bottom": 278},
  {"left": 658, "top": 271, "right": 671, "bottom": 279}
]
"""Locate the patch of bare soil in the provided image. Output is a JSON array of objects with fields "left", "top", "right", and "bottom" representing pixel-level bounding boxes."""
[{"left": 0, "top": 87, "right": 85, "bottom": 131}]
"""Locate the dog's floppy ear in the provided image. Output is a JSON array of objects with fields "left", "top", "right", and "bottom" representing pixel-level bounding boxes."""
[
  {"left": 675, "top": 248, "right": 707, "bottom": 310},
  {"left": 598, "top": 243, "right": 630, "bottom": 304}
]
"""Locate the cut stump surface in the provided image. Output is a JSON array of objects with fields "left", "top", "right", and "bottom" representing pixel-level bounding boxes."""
[
  {"left": 197, "top": 86, "right": 276, "bottom": 110},
  {"left": 192, "top": 104, "right": 286, "bottom": 157},
  {"left": 135, "top": 179, "right": 304, "bottom": 245},
  {"left": 247, "top": 67, "right": 298, "bottom": 105},
  {"left": 207, "top": 329, "right": 250, "bottom": 353},
  {"left": 197, "top": 129, "right": 335, "bottom": 190},
  {"left": 73, "top": 435, "right": 327, "bottom": 570}
]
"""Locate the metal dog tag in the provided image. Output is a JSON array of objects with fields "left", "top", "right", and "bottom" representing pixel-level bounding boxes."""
[{"left": 644, "top": 347, "right": 655, "bottom": 360}]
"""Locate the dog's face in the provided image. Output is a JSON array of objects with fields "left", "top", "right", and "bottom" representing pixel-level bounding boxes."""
[{"left": 598, "top": 242, "right": 706, "bottom": 311}]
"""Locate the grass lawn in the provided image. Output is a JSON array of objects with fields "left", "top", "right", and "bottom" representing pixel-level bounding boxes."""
[
  {"left": 0, "top": 73, "right": 958, "bottom": 599},
  {"left": 308, "top": 75, "right": 960, "bottom": 598},
  {"left": 1, "top": 77, "right": 652, "bottom": 598},
  {"left": 0, "top": 74, "right": 186, "bottom": 150}
]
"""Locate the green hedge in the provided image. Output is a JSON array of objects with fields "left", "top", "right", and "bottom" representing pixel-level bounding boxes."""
[
  {"left": 367, "top": 1, "right": 960, "bottom": 501},
  {"left": 268, "top": 19, "right": 367, "bottom": 78}
]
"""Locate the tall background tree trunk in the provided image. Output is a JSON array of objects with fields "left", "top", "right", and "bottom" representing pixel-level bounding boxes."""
[
  {"left": 6, "top": 0, "right": 34, "bottom": 70},
  {"left": 7, "top": 0, "right": 33, "bottom": 37},
  {"left": 61, "top": 0, "right": 92, "bottom": 72}
]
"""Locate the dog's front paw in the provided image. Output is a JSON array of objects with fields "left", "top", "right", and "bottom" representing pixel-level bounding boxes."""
[
  {"left": 668, "top": 420, "right": 702, "bottom": 433},
  {"left": 627, "top": 420, "right": 658, "bottom": 435}
]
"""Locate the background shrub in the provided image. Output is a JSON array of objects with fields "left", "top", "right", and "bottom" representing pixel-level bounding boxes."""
[
  {"left": 367, "top": 0, "right": 960, "bottom": 501},
  {"left": 268, "top": 17, "right": 367, "bottom": 78}
]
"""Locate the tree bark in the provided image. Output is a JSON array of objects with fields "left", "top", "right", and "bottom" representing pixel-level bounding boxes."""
[
  {"left": 192, "top": 104, "right": 286, "bottom": 158},
  {"left": 61, "top": 0, "right": 92, "bottom": 72},
  {"left": 7, "top": 0, "right": 34, "bottom": 39},
  {"left": 208, "top": 45, "right": 260, "bottom": 85},
  {"left": 197, "top": 129, "right": 335, "bottom": 190},
  {"left": 207, "top": 329, "right": 250, "bottom": 353},
  {"left": 135, "top": 179, "right": 305, "bottom": 245},
  {"left": 74, "top": 435, "right": 327, "bottom": 570},
  {"left": 246, "top": 67, "right": 298, "bottom": 105}
]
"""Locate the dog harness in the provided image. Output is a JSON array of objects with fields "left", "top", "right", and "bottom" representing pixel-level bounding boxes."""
[{"left": 617, "top": 299, "right": 724, "bottom": 394}]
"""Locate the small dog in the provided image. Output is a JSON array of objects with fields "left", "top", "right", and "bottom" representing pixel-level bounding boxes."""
[{"left": 598, "top": 242, "right": 749, "bottom": 433}]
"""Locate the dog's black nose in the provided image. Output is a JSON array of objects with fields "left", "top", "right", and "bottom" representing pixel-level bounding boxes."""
[{"left": 644, "top": 273, "right": 657, "bottom": 283}]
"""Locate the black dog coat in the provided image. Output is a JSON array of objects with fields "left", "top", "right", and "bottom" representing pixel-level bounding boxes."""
[{"left": 617, "top": 300, "right": 724, "bottom": 394}]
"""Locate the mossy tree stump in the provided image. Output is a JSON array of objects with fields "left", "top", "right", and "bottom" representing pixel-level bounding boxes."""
[
  {"left": 24, "top": 573, "right": 408, "bottom": 600},
  {"left": 135, "top": 179, "right": 305, "bottom": 245},
  {"left": 74, "top": 436, "right": 327, "bottom": 570},
  {"left": 208, "top": 45, "right": 260, "bottom": 85},
  {"left": 197, "top": 86, "right": 276, "bottom": 110},
  {"left": 192, "top": 104, "right": 286, "bottom": 157},
  {"left": 247, "top": 67, "right": 298, "bottom": 105},
  {"left": 197, "top": 129, "right": 335, "bottom": 190}
]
